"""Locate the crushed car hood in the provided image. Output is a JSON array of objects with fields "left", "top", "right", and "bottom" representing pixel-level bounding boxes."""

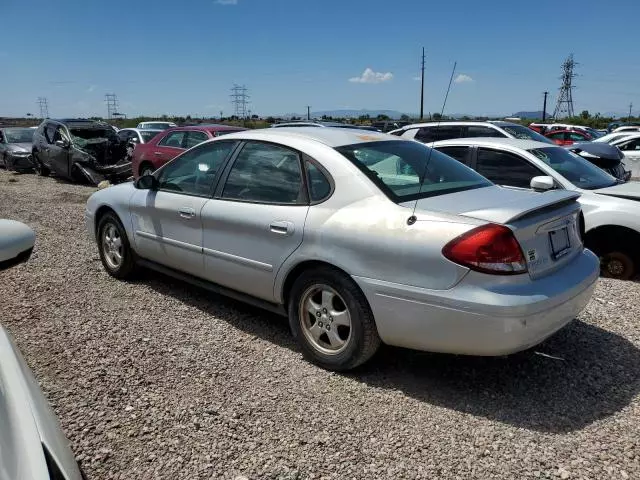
[
  {"left": 569, "top": 142, "right": 624, "bottom": 168},
  {"left": 593, "top": 181, "right": 640, "bottom": 200},
  {"left": 403, "top": 185, "right": 580, "bottom": 224}
]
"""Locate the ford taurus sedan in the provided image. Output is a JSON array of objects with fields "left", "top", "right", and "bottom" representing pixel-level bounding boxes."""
[{"left": 85, "top": 128, "right": 599, "bottom": 370}]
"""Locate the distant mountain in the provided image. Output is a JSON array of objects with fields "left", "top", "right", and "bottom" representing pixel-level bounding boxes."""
[{"left": 512, "top": 111, "right": 547, "bottom": 119}]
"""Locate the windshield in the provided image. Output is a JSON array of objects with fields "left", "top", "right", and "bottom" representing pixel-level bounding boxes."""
[
  {"left": 69, "top": 127, "right": 118, "bottom": 148},
  {"left": 142, "top": 123, "right": 173, "bottom": 130},
  {"left": 336, "top": 140, "right": 492, "bottom": 201},
  {"left": 501, "top": 124, "right": 554, "bottom": 144},
  {"left": 3, "top": 128, "right": 34, "bottom": 143},
  {"left": 528, "top": 147, "right": 617, "bottom": 190},
  {"left": 140, "top": 131, "right": 161, "bottom": 142}
]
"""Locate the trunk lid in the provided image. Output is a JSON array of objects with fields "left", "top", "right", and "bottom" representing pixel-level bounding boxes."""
[{"left": 404, "top": 185, "right": 583, "bottom": 279}]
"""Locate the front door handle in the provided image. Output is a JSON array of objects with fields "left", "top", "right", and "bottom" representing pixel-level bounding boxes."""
[
  {"left": 179, "top": 207, "right": 196, "bottom": 219},
  {"left": 269, "top": 221, "right": 294, "bottom": 236},
  {"left": 154, "top": 151, "right": 163, "bottom": 156}
]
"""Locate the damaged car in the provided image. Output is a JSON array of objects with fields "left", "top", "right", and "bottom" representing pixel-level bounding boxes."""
[
  {"left": 32, "top": 119, "right": 130, "bottom": 185},
  {"left": 0, "top": 127, "right": 35, "bottom": 172}
]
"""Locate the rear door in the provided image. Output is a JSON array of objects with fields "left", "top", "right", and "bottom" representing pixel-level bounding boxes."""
[
  {"left": 129, "top": 140, "right": 238, "bottom": 278},
  {"left": 200, "top": 141, "right": 310, "bottom": 302},
  {"left": 435, "top": 145, "right": 474, "bottom": 166},
  {"left": 183, "top": 130, "right": 209, "bottom": 150},
  {"left": 152, "top": 130, "right": 187, "bottom": 166},
  {"left": 474, "top": 147, "right": 547, "bottom": 189}
]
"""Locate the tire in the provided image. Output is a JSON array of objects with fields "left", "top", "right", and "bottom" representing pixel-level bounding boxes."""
[
  {"left": 601, "top": 250, "right": 636, "bottom": 280},
  {"left": 288, "top": 267, "right": 381, "bottom": 371},
  {"left": 32, "top": 151, "right": 50, "bottom": 176},
  {"left": 97, "top": 212, "right": 137, "bottom": 279},
  {"left": 139, "top": 162, "right": 154, "bottom": 177}
]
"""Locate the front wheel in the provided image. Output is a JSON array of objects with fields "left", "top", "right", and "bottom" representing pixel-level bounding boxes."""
[
  {"left": 97, "top": 212, "right": 137, "bottom": 279},
  {"left": 288, "top": 267, "right": 381, "bottom": 371},
  {"left": 601, "top": 251, "right": 636, "bottom": 280},
  {"left": 32, "top": 151, "right": 50, "bottom": 176}
]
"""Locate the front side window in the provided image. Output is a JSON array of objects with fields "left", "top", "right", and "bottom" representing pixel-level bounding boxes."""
[
  {"left": 466, "top": 126, "right": 506, "bottom": 138},
  {"left": 184, "top": 131, "right": 209, "bottom": 149},
  {"left": 619, "top": 139, "right": 640, "bottom": 151},
  {"left": 336, "top": 140, "right": 491, "bottom": 202},
  {"left": 159, "top": 131, "right": 186, "bottom": 148},
  {"left": 476, "top": 148, "right": 544, "bottom": 189},
  {"left": 528, "top": 147, "right": 617, "bottom": 190},
  {"left": 222, "top": 142, "right": 304, "bottom": 204},
  {"left": 45, "top": 123, "right": 57, "bottom": 144},
  {"left": 415, "top": 125, "right": 464, "bottom": 143},
  {"left": 157, "top": 141, "right": 237, "bottom": 197}
]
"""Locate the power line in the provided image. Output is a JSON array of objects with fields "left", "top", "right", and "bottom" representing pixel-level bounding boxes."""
[
  {"left": 105, "top": 93, "right": 118, "bottom": 119},
  {"left": 230, "top": 84, "right": 250, "bottom": 119},
  {"left": 37, "top": 97, "right": 49, "bottom": 119},
  {"left": 553, "top": 54, "right": 577, "bottom": 119}
]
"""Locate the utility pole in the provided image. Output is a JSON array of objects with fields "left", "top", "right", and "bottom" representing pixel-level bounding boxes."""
[
  {"left": 105, "top": 93, "right": 118, "bottom": 120},
  {"left": 553, "top": 54, "right": 577, "bottom": 119},
  {"left": 628, "top": 103, "right": 633, "bottom": 122},
  {"left": 36, "top": 97, "right": 49, "bottom": 119},
  {"left": 230, "top": 84, "right": 250, "bottom": 119},
  {"left": 419, "top": 47, "right": 425, "bottom": 120},
  {"left": 542, "top": 91, "right": 549, "bottom": 122},
  {"left": 306, "top": 106, "right": 311, "bottom": 120},
  {"left": 220, "top": 110, "right": 223, "bottom": 120}
]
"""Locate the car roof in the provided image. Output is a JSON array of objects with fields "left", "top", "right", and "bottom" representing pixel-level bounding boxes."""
[
  {"left": 168, "top": 124, "right": 247, "bottom": 132},
  {"left": 432, "top": 137, "right": 552, "bottom": 151},
  {"left": 120, "top": 128, "right": 164, "bottom": 133},
  {"left": 223, "top": 126, "right": 392, "bottom": 147},
  {"left": 397, "top": 120, "right": 519, "bottom": 129},
  {"left": 611, "top": 132, "right": 640, "bottom": 142},
  {"left": 53, "top": 119, "right": 112, "bottom": 128}
]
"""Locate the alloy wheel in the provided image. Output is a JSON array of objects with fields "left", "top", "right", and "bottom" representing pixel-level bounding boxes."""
[
  {"left": 299, "top": 284, "right": 352, "bottom": 355},
  {"left": 102, "top": 223, "right": 123, "bottom": 270}
]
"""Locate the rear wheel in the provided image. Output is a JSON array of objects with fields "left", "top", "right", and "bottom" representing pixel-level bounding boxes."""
[
  {"left": 288, "top": 267, "right": 380, "bottom": 371},
  {"left": 97, "top": 212, "right": 137, "bottom": 279},
  {"left": 32, "top": 151, "right": 50, "bottom": 176},
  {"left": 601, "top": 250, "right": 636, "bottom": 280}
]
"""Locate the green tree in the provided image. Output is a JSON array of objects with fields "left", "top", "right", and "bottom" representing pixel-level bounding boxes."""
[
  {"left": 400, "top": 114, "right": 409, "bottom": 121},
  {"left": 580, "top": 110, "right": 590, "bottom": 120},
  {"left": 376, "top": 114, "right": 390, "bottom": 120},
  {"left": 432, "top": 113, "right": 442, "bottom": 120}
]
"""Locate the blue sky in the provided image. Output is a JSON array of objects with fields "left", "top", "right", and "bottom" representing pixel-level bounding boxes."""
[{"left": 1, "top": 0, "right": 639, "bottom": 118}]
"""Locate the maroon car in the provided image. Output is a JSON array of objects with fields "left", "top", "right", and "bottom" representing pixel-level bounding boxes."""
[{"left": 132, "top": 124, "right": 247, "bottom": 177}]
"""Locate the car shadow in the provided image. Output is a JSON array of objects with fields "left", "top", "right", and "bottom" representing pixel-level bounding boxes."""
[{"left": 139, "top": 270, "right": 640, "bottom": 434}]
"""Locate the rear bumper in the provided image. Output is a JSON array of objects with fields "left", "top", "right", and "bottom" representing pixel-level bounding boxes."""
[{"left": 354, "top": 249, "right": 599, "bottom": 356}]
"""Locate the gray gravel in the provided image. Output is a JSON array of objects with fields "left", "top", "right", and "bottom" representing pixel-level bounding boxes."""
[{"left": 1, "top": 169, "right": 639, "bottom": 479}]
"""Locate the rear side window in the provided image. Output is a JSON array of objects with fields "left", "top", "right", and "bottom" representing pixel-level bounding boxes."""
[
  {"left": 415, "top": 125, "right": 464, "bottom": 143},
  {"left": 222, "top": 142, "right": 305, "bottom": 204},
  {"left": 568, "top": 132, "right": 586, "bottom": 141},
  {"left": 306, "top": 161, "right": 331, "bottom": 202},
  {"left": 436, "top": 146, "right": 471, "bottom": 164},
  {"left": 466, "top": 126, "right": 507, "bottom": 138},
  {"left": 159, "top": 131, "right": 186, "bottom": 148},
  {"left": 548, "top": 132, "right": 566, "bottom": 140},
  {"left": 620, "top": 139, "right": 640, "bottom": 151},
  {"left": 184, "top": 131, "right": 209, "bottom": 149},
  {"left": 476, "top": 148, "right": 543, "bottom": 189}
]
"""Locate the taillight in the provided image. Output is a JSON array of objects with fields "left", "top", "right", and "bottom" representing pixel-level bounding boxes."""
[{"left": 442, "top": 224, "right": 527, "bottom": 275}]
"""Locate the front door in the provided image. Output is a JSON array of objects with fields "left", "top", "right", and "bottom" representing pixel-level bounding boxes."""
[
  {"left": 201, "top": 141, "right": 310, "bottom": 302},
  {"left": 151, "top": 130, "right": 187, "bottom": 169},
  {"left": 129, "top": 140, "right": 239, "bottom": 278},
  {"left": 50, "top": 125, "right": 72, "bottom": 178}
]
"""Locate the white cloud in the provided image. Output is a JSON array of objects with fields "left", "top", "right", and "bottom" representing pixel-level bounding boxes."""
[
  {"left": 454, "top": 74, "right": 474, "bottom": 84},
  {"left": 214, "top": 0, "right": 237, "bottom": 4},
  {"left": 87, "top": 85, "right": 97, "bottom": 92},
  {"left": 349, "top": 68, "right": 393, "bottom": 84},
  {"left": 412, "top": 76, "right": 421, "bottom": 81}
]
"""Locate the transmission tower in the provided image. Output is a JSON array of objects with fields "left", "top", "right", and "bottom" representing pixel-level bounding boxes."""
[
  {"left": 37, "top": 97, "right": 49, "bottom": 118},
  {"left": 230, "top": 84, "right": 250, "bottom": 118},
  {"left": 552, "top": 54, "right": 577, "bottom": 119},
  {"left": 105, "top": 93, "right": 119, "bottom": 119}
]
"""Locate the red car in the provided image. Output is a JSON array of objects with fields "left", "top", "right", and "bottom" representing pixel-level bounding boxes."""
[
  {"left": 132, "top": 124, "right": 247, "bottom": 177},
  {"left": 544, "top": 129, "right": 593, "bottom": 146}
]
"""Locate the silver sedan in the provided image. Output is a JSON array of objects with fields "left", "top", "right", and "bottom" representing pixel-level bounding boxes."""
[{"left": 85, "top": 128, "right": 599, "bottom": 370}]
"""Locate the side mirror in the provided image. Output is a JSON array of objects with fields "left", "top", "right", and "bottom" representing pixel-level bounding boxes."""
[
  {"left": 134, "top": 174, "right": 158, "bottom": 190},
  {"left": 55, "top": 139, "right": 69, "bottom": 148},
  {"left": 530, "top": 175, "right": 555, "bottom": 192},
  {"left": 129, "top": 137, "right": 139, "bottom": 144},
  {"left": 0, "top": 220, "right": 35, "bottom": 271}
]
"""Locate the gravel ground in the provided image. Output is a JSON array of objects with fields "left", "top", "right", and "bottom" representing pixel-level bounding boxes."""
[{"left": 0, "top": 169, "right": 639, "bottom": 480}]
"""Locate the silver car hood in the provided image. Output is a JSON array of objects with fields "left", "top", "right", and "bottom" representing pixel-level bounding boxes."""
[
  {"left": 404, "top": 186, "right": 580, "bottom": 224},
  {"left": 6, "top": 143, "right": 31, "bottom": 153},
  {"left": 593, "top": 181, "right": 640, "bottom": 200},
  {"left": 0, "top": 325, "right": 82, "bottom": 480}
]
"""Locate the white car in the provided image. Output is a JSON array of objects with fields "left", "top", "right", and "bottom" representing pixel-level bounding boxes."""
[
  {"left": 431, "top": 138, "right": 640, "bottom": 279},
  {"left": 610, "top": 133, "right": 640, "bottom": 178},
  {"left": 612, "top": 126, "right": 640, "bottom": 134},
  {"left": 136, "top": 121, "right": 177, "bottom": 130},
  {"left": 390, "top": 121, "right": 554, "bottom": 144},
  {"left": 593, "top": 132, "right": 636, "bottom": 144},
  {"left": 0, "top": 220, "right": 83, "bottom": 480}
]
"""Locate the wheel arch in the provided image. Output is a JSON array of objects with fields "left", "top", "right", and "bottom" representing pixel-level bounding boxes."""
[{"left": 584, "top": 224, "right": 640, "bottom": 257}]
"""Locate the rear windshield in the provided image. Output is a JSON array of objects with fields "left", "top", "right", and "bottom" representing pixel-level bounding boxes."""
[
  {"left": 336, "top": 140, "right": 492, "bottom": 202},
  {"left": 528, "top": 147, "right": 617, "bottom": 190},
  {"left": 501, "top": 124, "right": 554, "bottom": 144},
  {"left": 142, "top": 123, "right": 173, "bottom": 130},
  {"left": 214, "top": 130, "right": 243, "bottom": 137},
  {"left": 2, "top": 128, "right": 34, "bottom": 143}
]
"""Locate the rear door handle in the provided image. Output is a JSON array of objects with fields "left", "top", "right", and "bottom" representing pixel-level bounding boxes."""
[
  {"left": 154, "top": 151, "right": 163, "bottom": 156},
  {"left": 179, "top": 207, "right": 196, "bottom": 218},
  {"left": 270, "top": 221, "right": 294, "bottom": 236}
]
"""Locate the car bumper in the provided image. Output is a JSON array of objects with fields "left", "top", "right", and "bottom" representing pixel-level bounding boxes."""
[
  {"left": 6, "top": 154, "right": 33, "bottom": 171},
  {"left": 353, "top": 249, "right": 599, "bottom": 356},
  {"left": 92, "top": 161, "right": 132, "bottom": 178}
]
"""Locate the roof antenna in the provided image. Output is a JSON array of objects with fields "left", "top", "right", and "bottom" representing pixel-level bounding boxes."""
[{"left": 407, "top": 61, "right": 457, "bottom": 226}]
